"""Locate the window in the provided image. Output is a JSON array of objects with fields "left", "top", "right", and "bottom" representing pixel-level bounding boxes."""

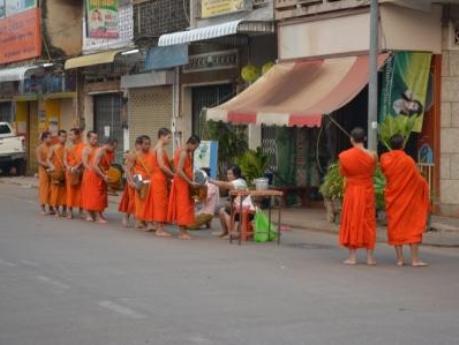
[{"left": 0, "top": 124, "right": 12, "bottom": 135}]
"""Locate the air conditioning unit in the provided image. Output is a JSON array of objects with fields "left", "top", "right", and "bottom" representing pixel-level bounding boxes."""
[{"left": 448, "top": 21, "right": 459, "bottom": 51}]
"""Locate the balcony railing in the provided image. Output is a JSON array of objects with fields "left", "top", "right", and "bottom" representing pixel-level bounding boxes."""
[{"left": 275, "top": 0, "right": 370, "bottom": 20}]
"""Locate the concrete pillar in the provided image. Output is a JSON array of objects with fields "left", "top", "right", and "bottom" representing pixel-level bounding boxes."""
[{"left": 248, "top": 124, "right": 261, "bottom": 150}]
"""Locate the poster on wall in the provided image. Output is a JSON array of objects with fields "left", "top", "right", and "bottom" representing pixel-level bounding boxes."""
[
  {"left": 194, "top": 141, "right": 218, "bottom": 179},
  {"left": 86, "top": 0, "right": 120, "bottom": 39},
  {"left": 201, "top": 0, "right": 245, "bottom": 18},
  {"left": 5, "top": 0, "right": 36, "bottom": 16},
  {"left": 0, "top": 8, "right": 41, "bottom": 64},
  {"left": 379, "top": 52, "right": 432, "bottom": 132},
  {"left": 83, "top": 2, "right": 132, "bottom": 52}
]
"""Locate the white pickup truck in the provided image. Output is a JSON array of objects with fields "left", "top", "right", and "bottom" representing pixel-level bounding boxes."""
[{"left": 0, "top": 122, "right": 26, "bottom": 175}]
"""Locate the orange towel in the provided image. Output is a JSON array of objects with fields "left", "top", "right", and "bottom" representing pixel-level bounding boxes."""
[{"left": 133, "top": 152, "right": 155, "bottom": 221}]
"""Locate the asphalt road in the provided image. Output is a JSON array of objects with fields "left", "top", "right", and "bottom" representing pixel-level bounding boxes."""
[{"left": 0, "top": 183, "right": 458, "bottom": 345}]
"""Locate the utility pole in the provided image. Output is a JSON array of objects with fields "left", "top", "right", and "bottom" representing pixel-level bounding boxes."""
[{"left": 368, "top": 0, "right": 379, "bottom": 151}]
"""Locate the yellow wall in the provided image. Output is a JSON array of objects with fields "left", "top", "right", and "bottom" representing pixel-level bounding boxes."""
[{"left": 15, "top": 102, "right": 28, "bottom": 135}]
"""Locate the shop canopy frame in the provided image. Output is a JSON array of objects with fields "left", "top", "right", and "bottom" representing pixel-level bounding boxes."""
[
  {"left": 0, "top": 65, "right": 43, "bottom": 83},
  {"left": 64, "top": 50, "right": 124, "bottom": 70},
  {"left": 206, "top": 54, "right": 390, "bottom": 128},
  {"left": 157, "top": 19, "right": 275, "bottom": 47}
]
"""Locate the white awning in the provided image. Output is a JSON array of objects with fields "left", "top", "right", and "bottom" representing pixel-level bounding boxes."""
[
  {"left": 158, "top": 20, "right": 275, "bottom": 47},
  {"left": 65, "top": 50, "right": 123, "bottom": 70},
  {"left": 0, "top": 66, "right": 43, "bottom": 83}
]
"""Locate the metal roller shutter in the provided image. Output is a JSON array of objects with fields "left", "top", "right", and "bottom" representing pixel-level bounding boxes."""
[
  {"left": 128, "top": 86, "right": 172, "bottom": 151},
  {"left": 94, "top": 94, "right": 124, "bottom": 163},
  {"left": 0, "top": 102, "right": 12, "bottom": 123}
]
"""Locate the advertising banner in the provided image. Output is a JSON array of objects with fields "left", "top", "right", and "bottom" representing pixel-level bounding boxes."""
[
  {"left": 379, "top": 51, "right": 432, "bottom": 132},
  {"left": 83, "top": 2, "right": 131, "bottom": 52},
  {"left": 0, "top": 0, "right": 5, "bottom": 18},
  {"left": 86, "top": 0, "right": 119, "bottom": 39},
  {"left": 201, "top": 0, "right": 245, "bottom": 18},
  {"left": 0, "top": 8, "right": 41, "bottom": 64}
]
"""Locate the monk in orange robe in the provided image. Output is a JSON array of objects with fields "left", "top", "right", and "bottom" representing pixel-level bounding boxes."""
[
  {"left": 133, "top": 135, "right": 156, "bottom": 231},
  {"left": 118, "top": 136, "right": 143, "bottom": 227},
  {"left": 339, "top": 127, "right": 377, "bottom": 265},
  {"left": 148, "top": 128, "right": 174, "bottom": 237},
  {"left": 380, "top": 134, "right": 429, "bottom": 267},
  {"left": 47, "top": 130, "right": 68, "bottom": 217},
  {"left": 167, "top": 135, "right": 201, "bottom": 240},
  {"left": 36, "top": 131, "right": 54, "bottom": 215},
  {"left": 83, "top": 137, "right": 116, "bottom": 223},
  {"left": 64, "top": 128, "right": 85, "bottom": 219}
]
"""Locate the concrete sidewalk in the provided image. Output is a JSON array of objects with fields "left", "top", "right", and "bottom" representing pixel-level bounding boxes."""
[{"left": 2, "top": 175, "right": 459, "bottom": 247}]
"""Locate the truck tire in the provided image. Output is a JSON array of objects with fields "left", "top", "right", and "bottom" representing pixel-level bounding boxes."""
[{"left": 14, "top": 159, "right": 26, "bottom": 176}]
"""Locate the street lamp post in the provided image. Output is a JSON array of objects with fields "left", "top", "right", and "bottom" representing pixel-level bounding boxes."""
[{"left": 368, "top": 0, "right": 379, "bottom": 151}]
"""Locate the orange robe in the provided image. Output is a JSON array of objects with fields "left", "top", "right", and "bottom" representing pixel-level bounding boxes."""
[
  {"left": 82, "top": 148, "right": 113, "bottom": 212},
  {"left": 147, "top": 150, "right": 170, "bottom": 223},
  {"left": 167, "top": 149, "right": 195, "bottom": 227},
  {"left": 339, "top": 147, "right": 377, "bottom": 250},
  {"left": 133, "top": 152, "right": 155, "bottom": 221},
  {"left": 66, "top": 142, "right": 85, "bottom": 208},
  {"left": 49, "top": 144, "right": 67, "bottom": 207},
  {"left": 118, "top": 157, "right": 136, "bottom": 215},
  {"left": 37, "top": 144, "right": 51, "bottom": 205},
  {"left": 380, "top": 150, "right": 429, "bottom": 245}
]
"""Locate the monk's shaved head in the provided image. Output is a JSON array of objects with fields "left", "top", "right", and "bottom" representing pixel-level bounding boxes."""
[
  {"left": 350, "top": 127, "right": 365, "bottom": 144},
  {"left": 389, "top": 134, "right": 404, "bottom": 150}
]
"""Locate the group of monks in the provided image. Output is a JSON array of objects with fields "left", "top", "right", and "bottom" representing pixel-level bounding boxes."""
[
  {"left": 36, "top": 125, "right": 430, "bottom": 261},
  {"left": 339, "top": 127, "right": 430, "bottom": 267},
  {"left": 36, "top": 127, "right": 202, "bottom": 240}
]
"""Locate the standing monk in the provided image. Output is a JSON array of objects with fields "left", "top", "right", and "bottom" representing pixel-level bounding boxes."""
[
  {"left": 133, "top": 135, "right": 155, "bottom": 231},
  {"left": 83, "top": 137, "right": 117, "bottom": 223},
  {"left": 167, "top": 135, "right": 201, "bottom": 240},
  {"left": 36, "top": 131, "right": 54, "bottom": 215},
  {"left": 118, "top": 136, "right": 143, "bottom": 227},
  {"left": 64, "top": 128, "right": 85, "bottom": 219},
  {"left": 380, "top": 134, "right": 429, "bottom": 267},
  {"left": 47, "top": 130, "right": 68, "bottom": 217},
  {"left": 339, "top": 128, "right": 377, "bottom": 265},
  {"left": 149, "top": 128, "right": 174, "bottom": 237},
  {"left": 81, "top": 131, "right": 99, "bottom": 221}
]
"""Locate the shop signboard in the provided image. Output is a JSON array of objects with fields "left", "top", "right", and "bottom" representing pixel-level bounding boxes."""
[
  {"left": 201, "top": 0, "right": 245, "bottom": 18},
  {"left": 379, "top": 52, "right": 432, "bottom": 132},
  {"left": 5, "top": 0, "right": 36, "bottom": 16},
  {"left": 0, "top": 0, "right": 5, "bottom": 18},
  {"left": 86, "top": 0, "right": 119, "bottom": 39},
  {"left": 0, "top": 8, "right": 41, "bottom": 64}
]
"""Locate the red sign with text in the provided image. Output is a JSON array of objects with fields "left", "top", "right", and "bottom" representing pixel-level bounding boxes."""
[{"left": 0, "top": 8, "right": 41, "bottom": 64}]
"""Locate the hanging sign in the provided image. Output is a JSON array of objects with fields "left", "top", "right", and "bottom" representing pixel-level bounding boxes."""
[
  {"left": 5, "top": 0, "right": 36, "bottom": 16},
  {"left": 379, "top": 52, "right": 432, "bottom": 132},
  {"left": 86, "top": 0, "right": 120, "bottom": 39},
  {"left": 0, "top": 8, "right": 41, "bottom": 64},
  {"left": 201, "top": 0, "right": 245, "bottom": 18}
]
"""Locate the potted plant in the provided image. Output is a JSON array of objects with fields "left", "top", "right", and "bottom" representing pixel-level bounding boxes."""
[
  {"left": 319, "top": 163, "right": 344, "bottom": 223},
  {"left": 235, "top": 147, "right": 269, "bottom": 186}
]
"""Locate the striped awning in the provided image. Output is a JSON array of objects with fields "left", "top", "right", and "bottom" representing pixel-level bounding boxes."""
[
  {"left": 158, "top": 20, "right": 275, "bottom": 47},
  {"left": 206, "top": 54, "right": 389, "bottom": 127}
]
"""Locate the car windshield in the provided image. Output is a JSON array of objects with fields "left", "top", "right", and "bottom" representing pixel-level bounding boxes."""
[{"left": 0, "top": 124, "right": 11, "bottom": 135}]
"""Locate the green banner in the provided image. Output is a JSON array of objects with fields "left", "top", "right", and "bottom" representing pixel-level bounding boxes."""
[{"left": 379, "top": 52, "right": 432, "bottom": 132}]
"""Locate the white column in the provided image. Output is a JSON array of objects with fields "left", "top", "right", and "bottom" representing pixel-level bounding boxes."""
[{"left": 248, "top": 124, "right": 261, "bottom": 150}]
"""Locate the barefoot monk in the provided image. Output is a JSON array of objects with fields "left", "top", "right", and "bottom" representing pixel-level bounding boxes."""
[
  {"left": 64, "top": 128, "right": 85, "bottom": 219},
  {"left": 168, "top": 135, "right": 201, "bottom": 240},
  {"left": 36, "top": 131, "right": 54, "bottom": 215},
  {"left": 380, "top": 134, "right": 430, "bottom": 267},
  {"left": 149, "top": 128, "right": 174, "bottom": 237},
  {"left": 339, "top": 127, "right": 377, "bottom": 265},
  {"left": 47, "top": 130, "right": 68, "bottom": 217}
]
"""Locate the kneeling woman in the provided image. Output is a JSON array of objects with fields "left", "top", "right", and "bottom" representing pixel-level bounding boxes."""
[{"left": 209, "top": 165, "right": 248, "bottom": 238}]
